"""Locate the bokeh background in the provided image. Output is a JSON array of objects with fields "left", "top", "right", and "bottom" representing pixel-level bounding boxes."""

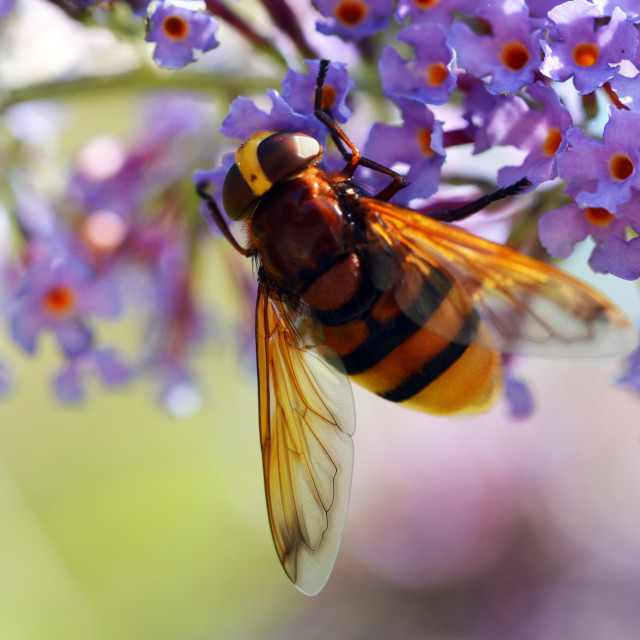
[
  {"left": 2, "top": 304, "right": 640, "bottom": 640},
  {"left": 2, "top": 2, "right": 640, "bottom": 639}
]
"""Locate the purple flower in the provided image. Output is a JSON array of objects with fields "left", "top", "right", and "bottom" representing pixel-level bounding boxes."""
[
  {"left": 9, "top": 256, "right": 121, "bottom": 357},
  {"left": 589, "top": 235, "right": 640, "bottom": 280},
  {"left": 539, "top": 191, "right": 640, "bottom": 278},
  {"left": 448, "top": 0, "right": 542, "bottom": 94},
  {"left": 0, "top": 360, "right": 13, "bottom": 400},
  {"left": 0, "top": 0, "right": 16, "bottom": 20},
  {"left": 363, "top": 98, "right": 445, "bottom": 205},
  {"left": 557, "top": 109, "right": 640, "bottom": 213},
  {"left": 595, "top": 0, "right": 640, "bottom": 20},
  {"left": 281, "top": 59, "right": 354, "bottom": 124},
  {"left": 538, "top": 202, "right": 628, "bottom": 259},
  {"left": 312, "top": 0, "right": 393, "bottom": 40},
  {"left": 394, "top": 0, "right": 478, "bottom": 27},
  {"left": 379, "top": 23, "right": 456, "bottom": 106},
  {"left": 53, "top": 348, "right": 132, "bottom": 404},
  {"left": 527, "top": 0, "right": 565, "bottom": 17},
  {"left": 146, "top": 2, "right": 219, "bottom": 70},
  {"left": 220, "top": 60, "right": 353, "bottom": 143},
  {"left": 618, "top": 344, "right": 640, "bottom": 393},
  {"left": 540, "top": 1, "right": 638, "bottom": 95},
  {"left": 496, "top": 82, "right": 573, "bottom": 188},
  {"left": 609, "top": 75, "right": 640, "bottom": 112},
  {"left": 503, "top": 370, "right": 534, "bottom": 419}
]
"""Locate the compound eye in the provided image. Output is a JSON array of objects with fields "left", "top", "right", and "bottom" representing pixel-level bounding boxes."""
[
  {"left": 257, "top": 132, "right": 323, "bottom": 185},
  {"left": 222, "top": 163, "right": 256, "bottom": 221}
]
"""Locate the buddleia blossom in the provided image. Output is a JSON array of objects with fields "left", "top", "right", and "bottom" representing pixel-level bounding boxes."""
[
  {"left": 312, "top": 0, "right": 393, "bottom": 40},
  {"left": 220, "top": 60, "right": 354, "bottom": 146},
  {"left": 146, "top": 1, "right": 219, "bottom": 69},
  {"left": 540, "top": 1, "right": 638, "bottom": 94},
  {"left": 394, "top": 0, "right": 478, "bottom": 26},
  {"left": 363, "top": 98, "right": 445, "bottom": 204},
  {"left": 4, "top": 0, "right": 640, "bottom": 416},
  {"left": 379, "top": 23, "right": 456, "bottom": 106},
  {"left": 557, "top": 110, "right": 640, "bottom": 213},
  {"left": 448, "top": 0, "right": 542, "bottom": 95},
  {"left": 0, "top": 0, "right": 15, "bottom": 19}
]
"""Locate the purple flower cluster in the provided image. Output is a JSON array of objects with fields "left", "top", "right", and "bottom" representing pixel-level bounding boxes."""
[
  {"left": 4, "top": 0, "right": 640, "bottom": 410},
  {"left": 2, "top": 95, "right": 217, "bottom": 410}
]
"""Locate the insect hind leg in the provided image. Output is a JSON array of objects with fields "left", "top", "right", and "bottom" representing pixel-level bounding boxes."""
[
  {"left": 314, "top": 59, "right": 407, "bottom": 201},
  {"left": 427, "top": 178, "right": 532, "bottom": 222}
]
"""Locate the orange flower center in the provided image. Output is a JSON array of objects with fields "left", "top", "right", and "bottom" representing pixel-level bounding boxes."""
[
  {"left": 584, "top": 207, "right": 614, "bottom": 227},
  {"left": 427, "top": 62, "right": 448, "bottom": 87},
  {"left": 543, "top": 129, "right": 562, "bottom": 156},
  {"left": 573, "top": 43, "right": 599, "bottom": 67},
  {"left": 43, "top": 286, "right": 76, "bottom": 317},
  {"left": 610, "top": 153, "right": 634, "bottom": 181},
  {"left": 501, "top": 42, "right": 530, "bottom": 71},
  {"left": 418, "top": 129, "right": 434, "bottom": 156},
  {"left": 334, "top": 0, "right": 368, "bottom": 26},
  {"left": 414, "top": 0, "right": 440, "bottom": 7},
  {"left": 162, "top": 15, "right": 189, "bottom": 40}
]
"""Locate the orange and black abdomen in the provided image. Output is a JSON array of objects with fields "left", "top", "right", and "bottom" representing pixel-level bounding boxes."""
[{"left": 314, "top": 259, "right": 502, "bottom": 416}]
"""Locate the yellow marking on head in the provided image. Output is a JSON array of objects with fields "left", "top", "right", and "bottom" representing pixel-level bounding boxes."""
[{"left": 235, "top": 131, "right": 277, "bottom": 197}]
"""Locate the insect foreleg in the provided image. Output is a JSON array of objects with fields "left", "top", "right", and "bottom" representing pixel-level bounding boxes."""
[
  {"left": 314, "top": 59, "right": 407, "bottom": 200},
  {"left": 196, "top": 182, "right": 253, "bottom": 257}
]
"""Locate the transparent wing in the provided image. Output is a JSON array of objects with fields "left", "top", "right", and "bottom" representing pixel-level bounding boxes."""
[
  {"left": 365, "top": 199, "right": 636, "bottom": 357},
  {"left": 256, "top": 287, "right": 355, "bottom": 595}
]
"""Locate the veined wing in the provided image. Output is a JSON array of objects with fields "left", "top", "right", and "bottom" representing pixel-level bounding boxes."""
[
  {"left": 365, "top": 199, "right": 635, "bottom": 357},
  {"left": 256, "top": 288, "right": 355, "bottom": 595}
]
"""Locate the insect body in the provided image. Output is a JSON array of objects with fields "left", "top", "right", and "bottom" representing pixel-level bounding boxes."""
[{"left": 197, "top": 61, "right": 635, "bottom": 595}]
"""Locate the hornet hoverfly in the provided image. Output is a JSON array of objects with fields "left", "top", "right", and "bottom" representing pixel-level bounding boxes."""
[{"left": 197, "top": 60, "right": 635, "bottom": 595}]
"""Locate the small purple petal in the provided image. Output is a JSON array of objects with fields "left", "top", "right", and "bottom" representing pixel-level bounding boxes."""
[
  {"left": 55, "top": 320, "right": 93, "bottom": 357},
  {"left": 588, "top": 235, "right": 640, "bottom": 280},
  {"left": 504, "top": 375, "right": 534, "bottom": 419},
  {"left": 53, "top": 362, "right": 85, "bottom": 404},
  {"left": 94, "top": 350, "right": 133, "bottom": 386}
]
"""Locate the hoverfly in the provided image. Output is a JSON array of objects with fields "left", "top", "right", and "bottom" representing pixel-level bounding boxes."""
[{"left": 197, "top": 60, "right": 635, "bottom": 595}]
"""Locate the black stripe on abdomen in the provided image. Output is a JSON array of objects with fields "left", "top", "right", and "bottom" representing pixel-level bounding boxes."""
[
  {"left": 341, "top": 269, "right": 454, "bottom": 375},
  {"left": 378, "top": 310, "right": 480, "bottom": 403}
]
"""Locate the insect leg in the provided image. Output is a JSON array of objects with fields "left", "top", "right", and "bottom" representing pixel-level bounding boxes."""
[
  {"left": 196, "top": 182, "right": 254, "bottom": 257},
  {"left": 314, "top": 60, "right": 407, "bottom": 201},
  {"left": 427, "top": 178, "right": 531, "bottom": 222}
]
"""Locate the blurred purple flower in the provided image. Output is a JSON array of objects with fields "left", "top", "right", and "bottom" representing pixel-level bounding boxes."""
[
  {"left": 394, "top": 0, "right": 478, "bottom": 26},
  {"left": 53, "top": 348, "right": 132, "bottom": 404},
  {"left": 313, "top": 0, "right": 393, "bottom": 40},
  {"left": 0, "top": 0, "right": 15, "bottom": 19},
  {"left": 504, "top": 371, "right": 534, "bottom": 419},
  {"left": 618, "top": 344, "right": 640, "bottom": 393},
  {"left": 146, "top": 2, "right": 219, "bottom": 70},
  {"left": 9, "top": 256, "right": 121, "bottom": 357}
]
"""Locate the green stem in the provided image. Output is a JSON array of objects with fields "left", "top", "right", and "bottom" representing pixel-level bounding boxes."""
[{"left": 1, "top": 68, "right": 275, "bottom": 111}]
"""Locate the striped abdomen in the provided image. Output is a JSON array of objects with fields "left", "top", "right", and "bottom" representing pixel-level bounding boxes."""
[{"left": 315, "top": 260, "right": 502, "bottom": 416}]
